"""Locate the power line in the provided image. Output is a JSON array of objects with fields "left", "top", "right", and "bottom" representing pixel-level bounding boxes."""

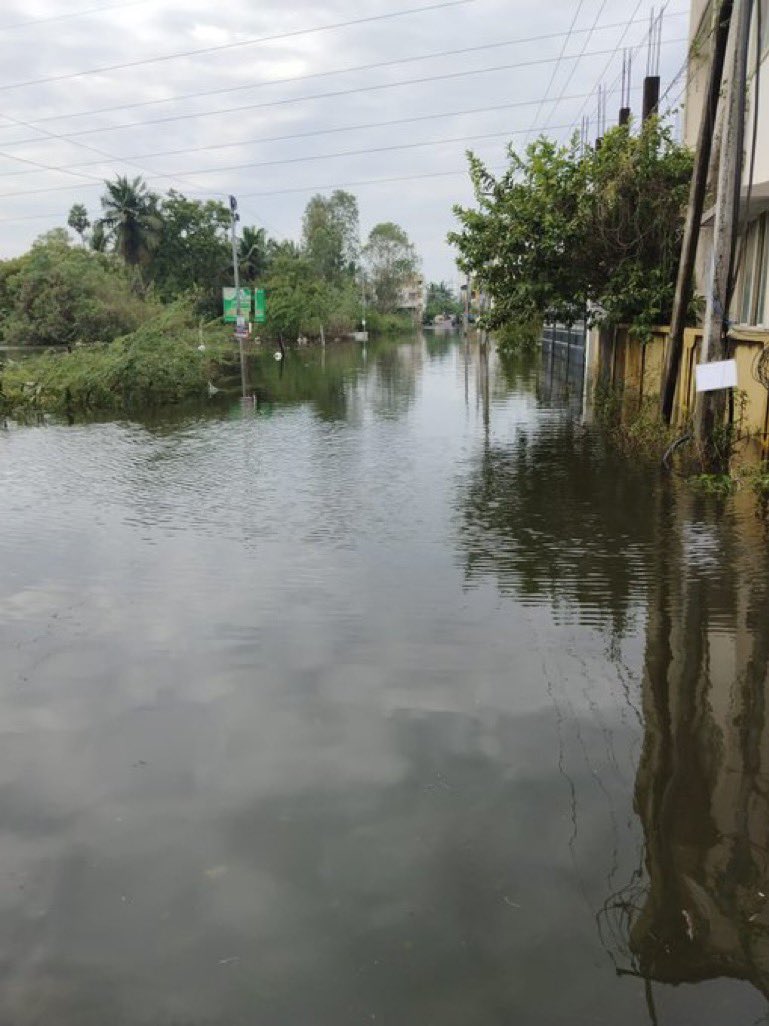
[
  {"left": 19, "top": 13, "right": 686, "bottom": 128},
  {"left": 0, "top": 38, "right": 685, "bottom": 148},
  {"left": 548, "top": 0, "right": 610, "bottom": 125},
  {"left": 569, "top": 0, "right": 646, "bottom": 131},
  {"left": 0, "top": 88, "right": 634, "bottom": 177},
  {"left": 0, "top": 124, "right": 564, "bottom": 200},
  {"left": 239, "top": 165, "right": 510, "bottom": 200},
  {"left": 151, "top": 125, "right": 583, "bottom": 181},
  {"left": 0, "top": 0, "right": 150, "bottom": 33},
  {"left": 525, "top": 0, "right": 587, "bottom": 140},
  {"left": 0, "top": 91, "right": 234, "bottom": 207},
  {"left": 0, "top": 0, "right": 474, "bottom": 94},
  {"left": 0, "top": 164, "right": 501, "bottom": 225}
]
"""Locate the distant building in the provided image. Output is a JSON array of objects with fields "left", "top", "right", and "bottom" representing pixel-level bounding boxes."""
[
  {"left": 684, "top": 0, "right": 769, "bottom": 327},
  {"left": 398, "top": 276, "right": 425, "bottom": 316}
]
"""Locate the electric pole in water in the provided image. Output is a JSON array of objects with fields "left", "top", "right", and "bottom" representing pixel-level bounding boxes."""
[
  {"left": 661, "top": 0, "right": 734, "bottom": 424},
  {"left": 229, "top": 194, "right": 248, "bottom": 398},
  {"left": 694, "top": 0, "right": 753, "bottom": 468}
]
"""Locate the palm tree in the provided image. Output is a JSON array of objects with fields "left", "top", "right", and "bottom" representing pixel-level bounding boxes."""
[
  {"left": 238, "top": 225, "right": 269, "bottom": 281},
  {"left": 89, "top": 220, "right": 108, "bottom": 253},
  {"left": 100, "top": 175, "right": 162, "bottom": 268}
]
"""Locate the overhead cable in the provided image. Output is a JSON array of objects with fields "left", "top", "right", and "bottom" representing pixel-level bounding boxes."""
[
  {"left": 0, "top": 0, "right": 474, "bottom": 94},
  {"left": 0, "top": 39, "right": 686, "bottom": 148},
  {"left": 20, "top": 13, "right": 687, "bottom": 129}
]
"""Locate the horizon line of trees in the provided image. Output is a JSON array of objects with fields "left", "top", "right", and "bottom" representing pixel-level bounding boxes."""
[{"left": 0, "top": 176, "right": 427, "bottom": 348}]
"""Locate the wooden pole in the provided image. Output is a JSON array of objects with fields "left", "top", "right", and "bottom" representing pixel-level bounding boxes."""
[
  {"left": 662, "top": 0, "right": 734, "bottom": 423},
  {"left": 694, "top": 0, "right": 752, "bottom": 468}
]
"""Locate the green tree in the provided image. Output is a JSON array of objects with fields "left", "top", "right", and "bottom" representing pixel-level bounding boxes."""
[
  {"left": 450, "top": 118, "right": 693, "bottom": 338},
  {"left": 67, "top": 203, "right": 90, "bottom": 245},
  {"left": 239, "top": 225, "right": 270, "bottom": 282},
  {"left": 90, "top": 220, "right": 108, "bottom": 253},
  {"left": 0, "top": 231, "right": 151, "bottom": 347},
  {"left": 363, "top": 222, "right": 419, "bottom": 313},
  {"left": 100, "top": 175, "right": 162, "bottom": 270},
  {"left": 424, "top": 281, "right": 462, "bottom": 322},
  {"left": 263, "top": 251, "right": 330, "bottom": 339},
  {"left": 149, "top": 191, "right": 231, "bottom": 313},
  {"left": 302, "top": 190, "right": 360, "bottom": 283}
]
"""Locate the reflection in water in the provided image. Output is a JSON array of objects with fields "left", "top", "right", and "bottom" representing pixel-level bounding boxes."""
[
  {"left": 458, "top": 344, "right": 769, "bottom": 1020},
  {"left": 623, "top": 487, "right": 769, "bottom": 1010},
  {"left": 2, "top": 334, "right": 769, "bottom": 1025}
]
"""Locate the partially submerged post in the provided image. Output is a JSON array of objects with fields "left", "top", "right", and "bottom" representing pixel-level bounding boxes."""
[
  {"left": 229, "top": 194, "right": 248, "bottom": 399},
  {"left": 694, "top": 0, "right": 752, "bottom": 468},
  {"left": 662, "top": 0, "right": 734, "bottom": 423}
]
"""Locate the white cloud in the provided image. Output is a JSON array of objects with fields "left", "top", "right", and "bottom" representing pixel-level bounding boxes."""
[{"left": 0, "top": 0, "right": 689, "bottom": 280}]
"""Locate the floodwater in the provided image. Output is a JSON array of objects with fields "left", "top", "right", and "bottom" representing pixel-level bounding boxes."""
[{"left": 1, "top": 333, "right": 769, "bottom": 1026}]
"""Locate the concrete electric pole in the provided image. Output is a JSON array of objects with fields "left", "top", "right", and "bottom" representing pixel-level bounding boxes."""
[
  {"left": 694, "top": 0, "right": 753, "bottom": 468},
  {"left": 229, "top": 195, "right": 248, "bottom": 398}
]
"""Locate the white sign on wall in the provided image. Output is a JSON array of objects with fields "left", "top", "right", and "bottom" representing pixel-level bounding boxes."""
[{"left": 695, "top": 359, "right": 738, "bottom": 393}]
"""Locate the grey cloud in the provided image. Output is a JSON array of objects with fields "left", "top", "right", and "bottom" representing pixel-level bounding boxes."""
[{"left": 0, "top": 0, "right": 688, "bottom": 280}]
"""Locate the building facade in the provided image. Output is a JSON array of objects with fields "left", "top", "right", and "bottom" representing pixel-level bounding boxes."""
[{"left": 684, "top": 0, "right": 769, "bottom": 328}]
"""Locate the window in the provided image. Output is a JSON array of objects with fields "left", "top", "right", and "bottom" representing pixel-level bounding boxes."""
[
  {"left": 737, "top": 215, "right": 769, "bottom": 326},
  {"left": 758, "top": 215, "right": 769, "bottom": 325}
]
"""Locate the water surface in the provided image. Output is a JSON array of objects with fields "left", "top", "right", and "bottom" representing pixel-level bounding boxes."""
[{"left": 1, "top": 334, "right": 768, "bottom": 1025}]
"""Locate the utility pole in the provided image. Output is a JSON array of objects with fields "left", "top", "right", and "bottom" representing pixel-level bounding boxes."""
[
  {"left": 661, "top": 0, "right": 734, "bottom": 423},
  {"left": 463, "top": 274, "right": 470, "bottom": 334},
  {"left": 642, "top": 9, "right": 663, "bottom": 120},
  {"left": 229, "top": 194, "right": 247, "bottom": 398},
  {"left": 694, "top": 0, "right": 752, "bottom": 468}
]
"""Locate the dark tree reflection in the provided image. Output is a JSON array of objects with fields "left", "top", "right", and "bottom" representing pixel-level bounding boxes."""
[
  {"left": 457, "top": 419, "right": 657, "bottom": 635},
  {"left": 620, "top": 487, "right": 769, "bottom": 1004}
]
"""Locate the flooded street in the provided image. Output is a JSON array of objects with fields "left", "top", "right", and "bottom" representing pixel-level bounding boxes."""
[{"left": 1, "top": 334, "right": 769, "bottom": 1025}]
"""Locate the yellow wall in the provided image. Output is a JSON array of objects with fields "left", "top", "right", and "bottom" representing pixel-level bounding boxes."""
[{"left": 589, "top": 325, "right": 769, "bottom": 446}]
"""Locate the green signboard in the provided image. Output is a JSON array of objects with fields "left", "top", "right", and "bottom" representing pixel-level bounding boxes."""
[
  {"left": 222, "top": 287, "right": 252, "bottom": 323},
  {"left": 255, "top": 288, "right": 266, "bottom": 324}
]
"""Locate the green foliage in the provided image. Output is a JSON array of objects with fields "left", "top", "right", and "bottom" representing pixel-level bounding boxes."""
[
  {"left": 424, "top": 281, "right": 462, "bottom": 323},
  {"left": 593, "top": 385, "right": 678, "bottom": 461},
  {"left": 690, "top": 473, "right": 737, "bottom": 495},
  {"left": 493, "top": 318, "right": 542, "bottom": 355},
  {"left": 302, "top": 190, "right": 360, "bottom": 282},
  {"left": 0, "top": 181, "right": 419, "bottom": 417},
  {"left": 363, "top": 222, "right": 419, "bottom": 313},
  {"left": 0, "top": 232, "right": 152, "bottom": 347},
  {"left": 450, "top": 118, "right": 693, "bottom": 339},
  {"left": 67, "top": 203, "right": 90, "bottom": 244},
  {"left": 364, "top": 310, "right": 415, "bottom": 335},
  {"left": 149, "top": 190, "right": 231, "bottom": 315},
  {"left": 0, "top": 302, "right": 215, "bottom": 414},
  {"left": 748, "top": 468, "right": 769, "bottom": 498},
  {"left": 239, "top": 225, "right": 270, "bottom": 282},
  {"left": 100, "top": 175, "right": 162, "bottom": 269},
  {"left": 262, "top": 252, "right": 333, "bottom": 339}
]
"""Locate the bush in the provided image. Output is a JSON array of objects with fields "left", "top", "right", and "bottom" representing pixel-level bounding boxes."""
[
  {"left": 365, "top": 310, "right": 415, "bottom": 335},
  {"left": 494, "top": 318, "right": 542, "bottom": 355},
  {"left": 0, "top": 302, "right": 218, "bottom": 414},
  {"left": 0, "top": 231, "right": 154, "bottom": 347}
]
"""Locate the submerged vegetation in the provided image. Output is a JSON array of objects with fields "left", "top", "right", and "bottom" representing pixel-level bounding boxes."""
[
  {"left": 0, "top": 178, "right": 427, "bottom": 419},
  {"left": 0, "top": 304, "right": 230, "bottom": 417}
]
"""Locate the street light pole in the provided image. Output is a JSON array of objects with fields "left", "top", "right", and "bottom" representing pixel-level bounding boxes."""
[{"left": 229, "top": 194, "right": 247, "bottom": 398}]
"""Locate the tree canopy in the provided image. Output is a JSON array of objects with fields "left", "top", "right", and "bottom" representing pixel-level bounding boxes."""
[
  {"left": 0, "top": 177, "right": 421, "bottom": 347},
  {"left": 302, "top": 190, "right": 360, "bottom": 283},
  {"left": 363, "top": 222, "right": 419, "bottom": 313},
  {"left": 0, "top": 230, "right": 152, "bottom": 347},
  {"left": 100, "top": 175, "right": 162, "bottom": 270},
  {"left": 449, "top": 118, "right": 693, "bottom": 338}
]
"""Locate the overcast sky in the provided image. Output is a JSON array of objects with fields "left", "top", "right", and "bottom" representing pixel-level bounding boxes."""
[{"left": 0, "top": 0, "right": 688, "bottom": 282}]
